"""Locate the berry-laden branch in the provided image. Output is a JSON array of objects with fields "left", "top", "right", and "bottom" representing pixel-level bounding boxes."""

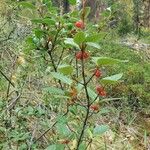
[
  {"left": 76, "top": 53, "right": 91, "bottom": 150},
  {"left": 75, "top": 43, "right": 94, "bottom": 150},
  {"left": 75, "top": 0, "right": 97, "bottom": 148},
  {"left": 74, "top": 1, "right": 107, "bottom": 148}
]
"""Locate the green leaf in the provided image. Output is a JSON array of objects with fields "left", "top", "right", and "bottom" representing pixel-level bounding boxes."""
[
  {"left": 43, "top": 87, "right": 65, "bottom": 95},
  {"left": 79, "top": 143, "right": 86, "bottom": 150},
  {"left": 80, "top": 7, "right": 91, "bottom": 18},
  {"left": 19, "top": 2, "right": 35, "bottom": 9},
  {"left": 0, "top": 127, "right": 6, "bottom": 132},
  {"left": 43, "top": 0, "right": 52, "bottom": 7},
  {"left": 85, "top": 7, "right": 91, "bottom": 18},
  {"left": 19, "top": 144, "right": 27, "bottom": 150},
  {"left": 31, "top": 18, "right": 55, "bottom": 25},
  {"left": 87, "top": 87, "right": 97, "bottom": 100},
  {"left": 31, "top": 19, "right": 43, "bottom": 24},
  {"left": 45, "top": 144, "right": 64, "bottom": 150},
  {"left": 86, "top": 34, "right": 100, "bottom": 42},
  {"left": 87, "top": 42, "right": 101, "bottom": 49},
  {"left": 56, "top": 123, "right": 71, "bottom": 136},
  {"left": 93, "top": 125, "right": 109, "bottom": 135},
  {"left": 45, "top": 145, "right": 56, "bottom": 150},
  {"left": 34, "top": 29, "right": 45, "bottom": 38},
  {"left": 99, "top": 108, "right": 110, "bottom": 114},
  {"left": 53, "top": 95, "right": 69, "bottom": 99},
  {"left": 101, "top": 73, "right": 123, "bottom": 84},
  {"left": 101, "top": 10, "right": 111, "bottom": 17},
  {"left": 100, "top": 98, "right": 122, "bottom": 103},
  {"left": 56, "top": 115, "right": 68, "bottom": 124},
  {"left": 64, "top": 38, "right": 79, "bottom": 49},
  {"left": 51, "top": 72, "right": 72, "bottom": 85},
  {"left": 92, "top": 57, "right": 128, "bottom": 66},
  {"left": 74, "top": 32, "right": 85, "bottom": 45},
  {"left": 42, "top": 18, "right": 55, "bottom": 25},
  {"left": 69, "top": 0, "right": 76, "bottom": 5},
  {"left": 58, "top": 65, "right": 74, "bottom": 75}
]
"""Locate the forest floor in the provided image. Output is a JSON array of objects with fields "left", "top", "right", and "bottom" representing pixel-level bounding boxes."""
[
  {"left": 1, "top": 35, "right": 150, "bottom": 149},
  {"left": 1, "top": 16, "right": 150, "bottom": 149}
]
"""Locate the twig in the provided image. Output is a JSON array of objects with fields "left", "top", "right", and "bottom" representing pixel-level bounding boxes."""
[
  {"left": 6, "top": 93, "right": 21, "bottom": 111},
  {"left": 76, "top": 44, "right": 91, "bottom": 149},
  {"left": 0, "top": 21, "right": 7, "bottom": 31},
  {"left": 90, "top": 94, "right": 99, "bottom": 105},
  {"left": 34, "top": 121, "right": 57, "bottom": 143},
  {"left": 75, "top": 54, "right": 79, "bottom": 78},
  {"left": 46, "top": 28, "right": 64, "bottom": 90},
  {"left": 0, "top": 70, "right": 15, "bottom": 87},
  {"left": 57, "top": 48, "right": 65, "bottom": 67},
  {"left": 34, "top": 105, "right": 70, "bottom": 143},
  {"left": 28, "top": 122, "right": 38, "bottom": 150},
  {"left": 72, "top": 77, "right": 84, "bottom": 85},
  {"left": 85, "top": 139, "right": 92, "bottom": 150},
  {"left": 76, "top": 57, "right": 90, "bottom": 150},
  {"left": 86, "top": 73, "right": 95, "bottom": 85},
  {"left": 0, "top": 27, "right": 15, "bottom": 43}
]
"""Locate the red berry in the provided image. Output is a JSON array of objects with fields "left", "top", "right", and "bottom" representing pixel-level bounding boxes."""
[
  {"left": 82, "top": 51, "right": 89, "bottom": 59},
  {"left": 90, "top": 104, "right": 99, "bottom": 111},
  {"left": 96, "top": 86, "right": 107, "bottom": 97},
  {"left": 76, "top": 51, "right": 82, "bottom": 59},
  {"left": 75, "top": 21, "right": 85, "bottom": 29},
  {"left": 96, "top": 86, "right": 103, "bottom": 93},
  {"left": 99, "top": 90, "right": 107, "bottom": 97},
  {"left": 94, "top": 69, "right": 102, "bottom": 78},
  {"left": 76, "top": 51, "right": 89, "bottom": 60},
  {"left": 60, "top": 139, "right": 70, "bottom": 144}
]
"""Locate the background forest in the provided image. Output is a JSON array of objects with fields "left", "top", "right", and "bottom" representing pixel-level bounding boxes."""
[{"left": 0, "top": 0, "right": 150, "bottom": 150}]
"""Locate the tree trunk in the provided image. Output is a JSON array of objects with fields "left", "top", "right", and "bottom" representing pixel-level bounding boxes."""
[
  {"left": 63, "top": 0, "right": 70, "bottom": 13},
  {"left": 143, "top": 0, "right": 150, "bottom": 27}
]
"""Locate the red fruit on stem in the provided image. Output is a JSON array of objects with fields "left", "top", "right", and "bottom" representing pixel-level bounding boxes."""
[
  {"left": 76, "top": 51, "right": 89, "bottom": 60},
  {"left": 99, "top": 90, "right": 107, "bottom": 97},
  {"left": 94, "top": 69, "right": 102, "bottom": 78},
  {"left": 96, "top": 86, "right": 103, "bottom": 93},
  {"left": 76, "top": 51, "right": 82, "bottom": 59},
  {"left": 96, "top": 86, "right": 107, "bottom": 97},
  {"left": 60, "top": 139, "right": 70, "bottom": 144},
  {"left": 90, "top": 104, "right": 99, "bottom": 111},
  {"left": 75, "top": 21, "right": 85, "bottom": 29},
  {"left": 82, "top": 51, "right": 89, "bottom": 59}
]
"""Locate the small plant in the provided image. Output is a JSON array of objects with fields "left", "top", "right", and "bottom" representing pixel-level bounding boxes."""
[{"left": 0, "top": 0, "right": 128, "bottom": 149}]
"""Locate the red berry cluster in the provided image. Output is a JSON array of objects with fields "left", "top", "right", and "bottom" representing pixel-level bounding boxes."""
[
  {"left": 76, "top": 51, "right": 89, "bottom": 60},
  {"left": 75, "top": 21, "right": 85, "bottom": 29},
  {"left": 60, "top": 139, "right": 70, "bottom": 144},
  {"left": 94, "top": 69, "right": 102, "bottom": 78},
  {"left": 96, "top": 86, "right": 107, "bottom": 97},
  {"left": 90, "top": 104, "right": 99, "bottom": 111}
]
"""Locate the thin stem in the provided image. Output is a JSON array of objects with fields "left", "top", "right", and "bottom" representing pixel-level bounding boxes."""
[
  {"left": 6, "top": 81, "right": 11, "bottom": 100},
  {"left": 72, "top": 77, "right": 84, "bottom": 85},
  {"left": 76, "top": 57, "right": 90, "bottom": 150},
  {"left": 85, "top": 139, "right": 92, "bottom": 150},
  {"left": 46, "top": 28, "right": 63, "bottom": 89},
  {"left": 90, "top": 95, "right": 99, "bottom": 105},
  {"left": 57, "top": 48, "right": 65, "bottom": 67},
  {"left": 0, "top": 70, "right": 15, "bottom": 87},
  {"left": 81, "top": 0, "right": 86, "bottom": 23},
  {"left": 86, "top": 73, "right": 95, "bottom": 85},
  {"left": 34, "top": 105, "right": 69, "bottom": 143},
  {"left": 76, "top": 108, "right": 89, "bottom": 150},
  {"left": 75, "top": 57, "right": 79, "bottom": 78}
]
